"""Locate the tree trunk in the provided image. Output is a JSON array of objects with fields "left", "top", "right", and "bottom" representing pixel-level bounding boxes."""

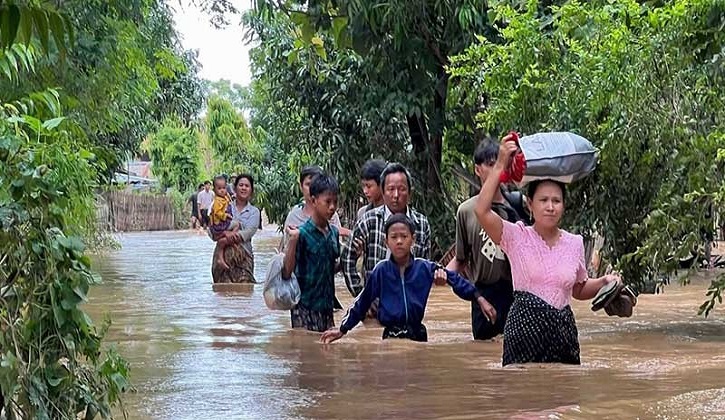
[
  {"left": 427, "top": 69, "right": 448, "bottom": 193},
  {"left": 406, "top": 68, "right": 448, "bottom": 193}
]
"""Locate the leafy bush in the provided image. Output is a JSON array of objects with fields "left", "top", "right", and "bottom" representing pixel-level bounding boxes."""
[{"left": 0, "top": 117, "right": 129, "bottom": 418}]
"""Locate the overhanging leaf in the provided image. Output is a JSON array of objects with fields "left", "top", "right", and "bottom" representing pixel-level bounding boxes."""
[{"left": 42, "top": 117, "right": 65, "bottom": 130}]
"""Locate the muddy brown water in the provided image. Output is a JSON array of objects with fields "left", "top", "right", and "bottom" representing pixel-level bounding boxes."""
[{"left": 87, "top": 229, "right": 725, "bottom": 420}]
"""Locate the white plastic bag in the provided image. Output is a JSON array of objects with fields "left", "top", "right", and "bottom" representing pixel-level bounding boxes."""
[
  {"left": 263, "top": 253, "right": 301, "bottom": 310},
  {"left": 518, "top": 132, "right": 598, "bottom": 186}
]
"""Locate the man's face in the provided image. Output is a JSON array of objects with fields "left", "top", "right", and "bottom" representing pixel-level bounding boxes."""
[
  {"left": 204, "top": 183, "right": 210, "bottom": 191},
  {"left": 382, "top": 172, "right": 409, "bottom": 214}
]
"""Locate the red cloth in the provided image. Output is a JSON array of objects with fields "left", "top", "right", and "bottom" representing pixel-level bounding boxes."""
[{"left": 499, "top": 131, "right": 526, "bottom": 183}]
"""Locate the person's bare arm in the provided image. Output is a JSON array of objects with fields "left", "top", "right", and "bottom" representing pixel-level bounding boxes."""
[
  {"left": 573, "top": 274, "right": 619, "bottom": 300},
  {"left": 282, "top": 226, "right": 300, "bottom": 280},
  {"left": 473, "top": 135, "right": 518, "bottom": 245},
  {"left": 446, "top": 258, "right": 466, "bottom": 273}
]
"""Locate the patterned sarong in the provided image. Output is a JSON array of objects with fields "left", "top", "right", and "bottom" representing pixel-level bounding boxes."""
[
  {"left": 503, "top": 291, "right": 580, "bottom": 366},
  {"left": 291, "top": 303, "right": 334, "bottom": 332}
]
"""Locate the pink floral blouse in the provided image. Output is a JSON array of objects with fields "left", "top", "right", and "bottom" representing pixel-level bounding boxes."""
[{"left": 500, "top": 220, "right": 588, "bottom": 309}]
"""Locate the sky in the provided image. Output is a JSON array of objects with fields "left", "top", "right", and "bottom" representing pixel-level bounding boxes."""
[{"left": 172, "top": 0, "right": 255, "bottom": 86}]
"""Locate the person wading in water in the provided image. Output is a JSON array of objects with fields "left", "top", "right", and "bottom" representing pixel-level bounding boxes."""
[{"left": 474, "top": 134, "right": 619, "bottom": 365}]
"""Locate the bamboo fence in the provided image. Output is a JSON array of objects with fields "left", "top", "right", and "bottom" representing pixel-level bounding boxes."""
[{"left": 99, "top": 191, "right": 176, "bottom": 232}]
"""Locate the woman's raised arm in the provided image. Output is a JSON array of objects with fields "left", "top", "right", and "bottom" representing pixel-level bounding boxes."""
[{"left": 473, "top": 135, "right": 519, "bottom": 245}]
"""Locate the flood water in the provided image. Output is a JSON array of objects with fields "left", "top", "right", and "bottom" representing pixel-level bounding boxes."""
[{"left": 88, "top": 229, "right": 725, "bottom": 419}]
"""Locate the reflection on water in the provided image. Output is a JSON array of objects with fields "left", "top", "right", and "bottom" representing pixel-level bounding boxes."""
[{"left": 87, "top": 230, "right": 725, "bottom": 420}]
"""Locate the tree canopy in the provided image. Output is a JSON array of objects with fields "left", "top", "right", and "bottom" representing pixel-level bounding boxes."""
[{"left": 1, "top": 0, "right": 205, "bottom": 417}]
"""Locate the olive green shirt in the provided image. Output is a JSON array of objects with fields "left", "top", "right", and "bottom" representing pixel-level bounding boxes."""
[{"left": 454, "top": 196, "right": 519, "bottom": 287}]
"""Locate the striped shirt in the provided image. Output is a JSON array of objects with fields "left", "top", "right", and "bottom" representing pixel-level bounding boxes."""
[{"left": 341, "top": 206, "right": 431, "bottom": 297}]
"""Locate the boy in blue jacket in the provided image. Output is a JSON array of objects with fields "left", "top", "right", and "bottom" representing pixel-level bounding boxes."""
[{"left": 321, "top": 213, "right": 496, "bottom": 343}]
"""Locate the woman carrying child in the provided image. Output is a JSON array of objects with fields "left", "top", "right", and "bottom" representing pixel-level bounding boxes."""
[{"left": 473, "top": 134, "right": 620, "bottom": 365}]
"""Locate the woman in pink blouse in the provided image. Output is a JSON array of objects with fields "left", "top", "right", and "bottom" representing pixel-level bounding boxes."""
[{"left": 474, "top": 135, "right": 619, "bottom": 365}]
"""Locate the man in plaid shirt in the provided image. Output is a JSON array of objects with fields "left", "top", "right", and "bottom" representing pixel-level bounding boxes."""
[{"left": 342, "top": 163, "right": 431, "bottom": 298}]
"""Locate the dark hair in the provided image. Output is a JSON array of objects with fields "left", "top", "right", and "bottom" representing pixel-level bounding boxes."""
[
  {"left": 361, "top": 159, "right": 387, "bottom": 184},
  {"left": 380, "top": 162, "right": 412, "bottom": 190},
  {"left": 235, "top": 173, "right": 255, "bottom": 193},
  {"left": 204, "top": 180, "right": 211, "bottom": 185},
  {"left": 309, "top": 173, "right": 340, "bottom": 197},
  {"left": 526, "top": 179, "right": 566, "bottom": 201},
  {"left": 473, "top": 138, "right": 499, "bottom": 165},
  {"left": 213, "top": 175, "right": 226, "bottom": 187},
  {"left": 299, "top": 165, "right": 324, "bottom": 185},
  {"left": 384, "top": 213, "right": 416, "bottom": 235},
  {"left": 197, "top": 183, "right": 204, "bottom": 190}
]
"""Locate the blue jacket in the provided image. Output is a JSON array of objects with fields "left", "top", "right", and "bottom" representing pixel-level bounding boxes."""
[{"left": 340, "top": 256, "right": 481, "bottom": 334}]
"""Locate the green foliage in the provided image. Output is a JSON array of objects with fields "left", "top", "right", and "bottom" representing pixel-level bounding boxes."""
[
  {"left": 204, "top": 79, "right": 248, "bottom": 111},
  {"left": 0, "top": 0, "right": 206, "bottom": 415},
  {"left": 449, "top": 0, "right": 725, "bottom": 313},
  {"left": 0, "top": 117, "right": 129, "bottom": 419},
  {"left": 0, "top": 2, "right": 71, "bottom": 53},
  {"left": 206, "top": 95, "right": 262, "bottom": 176},
  {"left": 1, "top": 0, "right": 205, "bottom": 172},
  {"left": 142, "top": 117, "right": 202, "bottom": 192},
  {"left": 246, "top": 5, "right": 486, "bottom": 250}
]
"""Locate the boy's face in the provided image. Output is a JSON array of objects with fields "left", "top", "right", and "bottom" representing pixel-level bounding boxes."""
[
  {"left": 361, "top": 179, "right": 382, "bottom": 205},
  {"left": 474, "top": 160, "right": 496, "bottom": 183},
  {"left": 386, "top": 223, "right": 414, "bottom": 261},
  {"left": 213, "top": 180, "right": 227, "bottom": 197},
  {"left": 311, "top": 191, "right": 338, "bottom": 222},
  {"left": 300, "top": 176, "right": 314, "bottom": 202}
]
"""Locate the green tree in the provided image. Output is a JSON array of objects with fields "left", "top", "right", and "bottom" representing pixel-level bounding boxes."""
[
  {"left": 1, "top": 0, "right": 205, "bottom": 172},
  {"left": 0, "top": 1, "right": 207, "bottom": 416},
  {"left": 244, "top": 11, "right": 412, "bottom": 225},
  {"left": 206, "top": 95, "right": 261, "bottom": 175},
  {"left": 244, "top": 6, "right": 476, "bottom": 247},
  {"left": 251, "top": 0, "right": 502, "bottom": 194},
  {"left": 142, "top": 117, "right": 202, "bottom": 192},
  {"left": 205, "top": 79, "right": 248, "bottom": 111},
  {"left": 449, "top": 0, "right": 725, "bottom": 312}
]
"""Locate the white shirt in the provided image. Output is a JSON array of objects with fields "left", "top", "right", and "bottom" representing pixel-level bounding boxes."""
[{"left": 197, "top": 190, "right": 214, "bottom": 210}]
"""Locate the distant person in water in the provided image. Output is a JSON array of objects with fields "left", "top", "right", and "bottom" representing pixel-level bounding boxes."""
[
  {"left": 197, "top": 180, "right": 214, "bottom": 228},
  {"left": 230, "top": 174, "right": 262, "bottom": 274},
  {"left": 208, "top": 175, "right": 239, "bottom": 270},
  {"left": 282, "top": 173, "right": 341, "bottom": 332},
  {"left": 189, "top": 183, "right": 204, "bottom": 230},
  {"left": 321, "top": 214, "right": 492, "bottom": 343}
]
